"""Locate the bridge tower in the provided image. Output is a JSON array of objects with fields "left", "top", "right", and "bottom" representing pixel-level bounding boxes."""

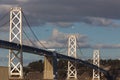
[
  {"left": 67, "top": 35, "right": 77, "bottom": 80},
  {"left": 9, "top": 7, "right": 23, "bottom": 79},
  {"left": 93, "top": 50, "right": 100, "bottom": 80}
]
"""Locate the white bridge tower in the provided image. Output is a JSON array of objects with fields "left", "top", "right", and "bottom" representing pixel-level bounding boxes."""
[
  {"left": 67, "top": 35, "right": 77, "bottom": 80},
  {"left": 9, "top": 7, "right": 23, "bottom": 79},
  {"left": 93, "top": 50, "right": 100, "bottom": 80}
]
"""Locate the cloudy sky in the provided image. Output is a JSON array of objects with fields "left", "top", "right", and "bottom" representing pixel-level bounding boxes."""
[{"left": 0, "top": 0, "right": 120, "bottom": 66}]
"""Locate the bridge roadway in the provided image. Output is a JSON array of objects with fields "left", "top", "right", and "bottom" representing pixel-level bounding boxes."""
[{"left": 0, "top": 40, "right": 113, "bottom": 80}]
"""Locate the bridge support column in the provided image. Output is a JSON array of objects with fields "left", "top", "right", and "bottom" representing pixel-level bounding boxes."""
[
  {"left": 92, "top": 50, "right": 100, "bottom": 80},
  {"left": 53, "top": 53, "right": 58, "bottom": 80},
  {"left": 43, "top": 56, "right": 53, "bottom": 80},
  {"left": 43, "top": 52, "right": 58, "bottom": 80},
  {"left": 67, "top": 35, "right": 77, "bottom": 80},
  {"left": 9, "top": 7, "right": 23, "bottom": 80}
]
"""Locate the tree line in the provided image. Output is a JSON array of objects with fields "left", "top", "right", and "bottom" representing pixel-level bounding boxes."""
[{"left": 23, "top": 59, "right": 120, "bottom": 80}]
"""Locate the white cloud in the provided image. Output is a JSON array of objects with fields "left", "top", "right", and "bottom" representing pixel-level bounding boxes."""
[
  {"left": 43, "top": 29, "right": 67, "bottom": 48},
  {"left": 22, "top": 28, "right": 120, "bottom": 49},
  {"left": 82, "top": 17, "right": 120, "bottom": 27},
  {"left": 48, "top": 22, "right": 74, "bottom": 27},
  {"left": 28, "top": 29, "right": 89, "bottom": 49}
]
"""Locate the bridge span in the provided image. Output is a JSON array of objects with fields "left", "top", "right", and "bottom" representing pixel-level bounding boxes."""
[{"left": 0, "top": 40, "right": 113, "bottom": 80}]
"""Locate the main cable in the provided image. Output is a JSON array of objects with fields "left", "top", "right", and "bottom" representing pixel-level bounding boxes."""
[
  {"left": 76, "top": 38, "right": 84, "bottom": 59},
  {"left": 56, "top": 34, "right": 68, "bottom": 54},
  {"left": 22, "top": 11, "right": 47, "bottom": 49},
  {"left": 0, "top": 11, "right": 10, "bottom": 28},
  {"left": 23, "top": 29, "right": 36, "bottom": 47},
  {"left": 0, "top": 11, "right": 9, "bottom": 22},
  {"left": 0, "top": 20, "right": 9, "bottom": 28}
]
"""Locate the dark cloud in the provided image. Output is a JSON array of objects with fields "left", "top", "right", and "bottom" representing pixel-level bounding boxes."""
[
  {"left": 81, "top": 17, "right": 120, "bottom": 27},
  {"left": 0, "top": 0, "right": 17, "bottom": 4},
  {"left": 92, "top": 44, "right": 120, "bottom": 49},
  {"left": 22, "top": 0, "right": 120, "bottom": 19},
  {"left": 1, "top": 0, "right": 120, "bottom": 26}
]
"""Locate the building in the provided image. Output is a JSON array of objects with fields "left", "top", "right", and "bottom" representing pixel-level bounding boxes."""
[{"left": 0, "top": 66, "right": 8, "bottom": 80}]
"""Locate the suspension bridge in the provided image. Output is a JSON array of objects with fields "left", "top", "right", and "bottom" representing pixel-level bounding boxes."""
[{"left": 0, "top": 7, "right": 113, "bottom": 80}]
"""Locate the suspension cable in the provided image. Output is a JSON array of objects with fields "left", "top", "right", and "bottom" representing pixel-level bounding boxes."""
[
  {"left": 0, "top": 20, "right": 9, "bottom": 28},
  {"left": 56, "top": 35, "right": 68, "bottom": 54},
  {"left": 0, "top": 11, "right": 10, "bottom": 28},
  {"left": 0, "top": 11, "right": 9, "bottom": 22},
  {"left": 22, "top": 11, "right": 47, "bottom": 49},
  {"left": 23, "top": 29, "right": 37, "bottom": 47},
  {"left": 76, "top": 37, "right": 84, "bottom": 59}
]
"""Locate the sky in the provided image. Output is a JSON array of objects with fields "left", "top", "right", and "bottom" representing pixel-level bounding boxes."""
[{"left": 0, "top": 0, "right": 120, "bottom": 66}]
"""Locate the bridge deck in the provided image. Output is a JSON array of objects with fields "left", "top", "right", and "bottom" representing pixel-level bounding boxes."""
[{"left": 0, "top": 40, "right": 113, "bottom": 80}]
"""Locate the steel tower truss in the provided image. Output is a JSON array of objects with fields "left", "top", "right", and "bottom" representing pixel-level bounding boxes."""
[
  {"left": 67, "top": 35, "right": 77, "bottom": 79},
  {"left": 93, "top": 50, "right": 100, "bottom": 80},
  {"left": 9, "top": 7, "right": 23, "bottom": 79}
]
